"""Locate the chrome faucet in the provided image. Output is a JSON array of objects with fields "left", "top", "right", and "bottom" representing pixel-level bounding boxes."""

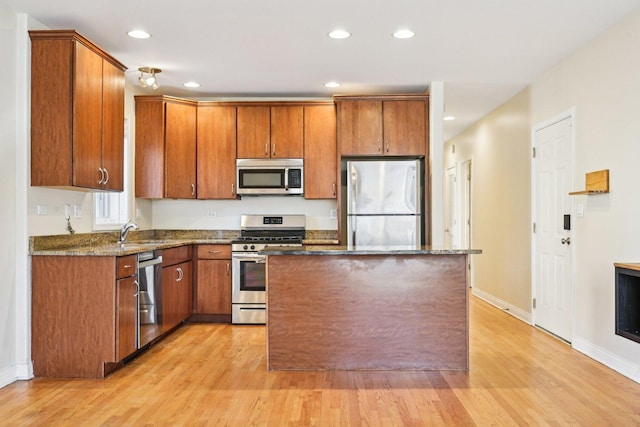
[{"left": 118, "top": 220, "right": 139, "bottom": 243}]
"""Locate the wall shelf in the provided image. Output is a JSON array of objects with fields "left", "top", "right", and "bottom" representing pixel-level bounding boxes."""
[{"left": 569, "top": 169, "right": 609, "bottom": 195}]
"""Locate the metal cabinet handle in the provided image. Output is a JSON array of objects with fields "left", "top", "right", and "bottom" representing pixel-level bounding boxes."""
[
  {"left": 231, "top": 183, "right": 235, "bottom": 196},
  {"left": 103, "top": 167, "right": 109, "bottom": 185},
  {"left": 265, "top": 143, "right": 269, "bottom": 157},
  {"left": 386, "top": 140, "right": 390, "bottom": 152},
  {"left": 332, "top": 183, "right": 336, "bottom": 197},
  {"left": 133, "top": 280, "right": 139, "bottom": 297},
  {"left": 191, "top": 184, "right": 195, "bottom": 196},
  {"left": 98, "top": 168, "right": 104, "bottom": 185},
  {"left": 272, "top": 143, "right": 276, "bottom": 157},
  {"left": 176, "top": 267, "right": 183, "bottom": 282},
  {"left": 226, "top": 262, "right": 230, "bottom": 275},
  {"left": 377, "top": 139, "right": 381, "bottom": 152},
  {"left": 208, "top": 250, "right": 221, "bottom": 254},
  {"left": 123, "top": 264, "right": 132, "bottom": 269}
]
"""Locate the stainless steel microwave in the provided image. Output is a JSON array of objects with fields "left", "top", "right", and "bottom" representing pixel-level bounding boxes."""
[{"left": 236, "top": 158, "right": 304, "bottom": 196}]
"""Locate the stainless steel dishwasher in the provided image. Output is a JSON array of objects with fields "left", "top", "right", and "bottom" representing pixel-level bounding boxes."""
[{"left": 137, "top": 251, "right": 163, "bottom": 348}]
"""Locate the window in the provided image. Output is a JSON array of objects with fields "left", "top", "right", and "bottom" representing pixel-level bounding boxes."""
[{"left": 93, "top": 118, "right": 130, "bottom": 229}]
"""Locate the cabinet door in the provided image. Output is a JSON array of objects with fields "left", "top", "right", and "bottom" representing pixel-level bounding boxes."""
[
  {"left": 237, "top": 106, "right": 271, "bottom": 158},
  {"left": 383, "top": 100, "right": 427, "bottom": 156},
  {"left": 116, "top": 275, "right": 138, "bottom": 360},
  {"left": 135, "top": 98, "right": 165, "bottom": 198},
  {"left": 304, "top": 105, "right": 337, "bottom": 199},
  {"left": 101, "top": 59, "right": 125, "bottom": 191},
  {"left": 197, "top": 105, "right": 237, "bottom": 199},
  {"left": 338, "top": 100, "right": 383, "bottom": 155},
  {"left": 270, "top": 106, "right": 303, "bottom": 158},
  {"left": 178, "top": 261, "right": 193, "bottom": 321},
  {"left": 73, "top": 41, "right": 104, "bottom": 189},
  {"left": 196, "top": 259, "right": 231, "bottom": 315},
  {"left": 162, "top": 261, "right": 192, "bottom": 331},
  {"left": 165, "top": 102, "right": 197, "bottom": 198},
  {"left": 162, "top": 265, "right": 180, "bottom": 332}
]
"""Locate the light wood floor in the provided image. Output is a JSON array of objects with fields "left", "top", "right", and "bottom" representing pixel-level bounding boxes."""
[{"left": 2, "top": 295, "right": 640, "bottom": 426}]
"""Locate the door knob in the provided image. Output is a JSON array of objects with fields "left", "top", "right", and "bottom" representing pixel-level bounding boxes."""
[{"left": 561, "top": 237, "right": 571, "bottom": 245}]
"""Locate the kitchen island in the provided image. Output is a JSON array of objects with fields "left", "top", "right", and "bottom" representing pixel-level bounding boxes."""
[{"left": 262, "top": 245, "right": 481, "bottom": 371}]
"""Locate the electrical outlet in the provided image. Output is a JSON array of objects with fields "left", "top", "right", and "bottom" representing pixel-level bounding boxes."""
[
  {"left": 64, "top": 204, "right": 71, "bottom": 218},
  {"left": 330, "top": 209, "right": 337, "bottom": 219},
  {"left": 136, "top": 208, "right": 142, "bottom": 219},
  {"left": 207, "top": 211, "right": 217, "bottom": 218},
  {"left": 37, "top": 205, "right": 47, "bottom": 215},
  {"left": 73, "top": 205, "right": 82, "bottom": 218}
]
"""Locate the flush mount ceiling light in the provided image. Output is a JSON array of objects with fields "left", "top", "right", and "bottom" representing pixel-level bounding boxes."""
[
  {"left": 392, "top": 29, "right": 415, "bottom": 39},
  {"left": 324, "top": 81, "right": 341, "bottom": 88},
  {"left": 184, "top": 81, "right": 201, "bottom": 88},
  {"left": 127, "top": 30, "right": 151, "bottom": 39},
  {"left": 138, "top": 67, "right": 161, "bottom": 90},
  {"left": 328, "top": 29, "right": 351, "bottom": 39}
]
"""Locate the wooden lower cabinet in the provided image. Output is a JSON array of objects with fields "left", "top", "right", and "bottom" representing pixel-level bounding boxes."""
[
  {"left": 32, "top": 255, "right": 135, "bottom": 378},
  {"left": 116, "top": 275, "right": 138, "bottom": 360},
  {"left": 162, "top": 246, "right": 193, "bottom": 332},
  {"left": 194, "top": 244, "right": 232, "bottom": 321}
]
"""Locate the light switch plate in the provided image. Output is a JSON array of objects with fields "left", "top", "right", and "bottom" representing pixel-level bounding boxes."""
[
  {"left": 330, "top": 209, "right": 337, "bottom": 219},
  {"left": 37, "top": 205, "right": 47, "bottom": 215},
  {"left": 576, "top": 203, "right": 584, "bottom": 218}
]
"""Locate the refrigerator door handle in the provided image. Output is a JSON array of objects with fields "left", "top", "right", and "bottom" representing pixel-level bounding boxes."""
[
  {"left": 405, "top": 165, "right": 417, "bottom": 212},
  {"left": 350, "top": 215, "right": 357, "bottom": 247}
]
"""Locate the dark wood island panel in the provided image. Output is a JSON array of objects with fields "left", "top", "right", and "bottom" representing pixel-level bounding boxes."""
[{"left": 266, "top": 254, "right": 469, "bottom": 370}]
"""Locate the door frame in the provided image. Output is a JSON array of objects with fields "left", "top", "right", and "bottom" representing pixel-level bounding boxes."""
[{"left": 530, "top": 108, "right": 576, "bottom": 340}]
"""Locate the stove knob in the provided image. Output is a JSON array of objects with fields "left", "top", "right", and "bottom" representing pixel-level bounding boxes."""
[
  {"left": 243, "top": 245, "right": 248, "bottom": 250},
  {"left": 250, "top": 245, "right": 256, "bottom": 250}
]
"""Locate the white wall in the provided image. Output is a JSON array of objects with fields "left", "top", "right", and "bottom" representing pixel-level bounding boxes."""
[
  {"left": 447, "top": 8, "right": 640, "bottom": 383},
  {"left": 529, "top": 9, "right": 640, "bottom": 381},
  {"left": 0, "top": 2, "right": 19, "bottom": 388},
  {"left": 445, "top": 89, "right": 532, "bottom": 320}
]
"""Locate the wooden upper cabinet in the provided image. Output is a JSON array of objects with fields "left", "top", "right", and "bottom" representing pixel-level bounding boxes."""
[
  {"left": 337, "top": 99, "right": 383, "bottom": 155},
  {"left": 236, "top": 104, "right": 304, "bottom": 159},
  {"left": 237, "top": 106, "right": 271, "bottom": 158},
  {"left": 383, "top": 100, "right": 427, "bottom": 156},
  {"left": 336, "top": 95, "right": 428, "bottom": 157},
  {"left": 270, "top": 106, "right": 304, "bottom": 158},
  {"left": 29, "top": 30, "right": 126, "bottom": 191},
  {"left": 135, "top": 96, "right": 197, "bottom": 199},
  {"left": 197, "top": 105, "right": 237, "bottom": 199},
  {"left": 304, "top": 104, "right": 337, "bottom": 199},
  {"left": 165, "top": 101, "right": 197, "bottom": 199}
]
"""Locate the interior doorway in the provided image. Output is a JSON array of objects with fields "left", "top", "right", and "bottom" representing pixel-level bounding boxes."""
[
  {"left": 532, "top": 113, "right": 574, "bottom": 343},
  {"left": 445, "top": 165, "right": 457, "bottom": 248}
]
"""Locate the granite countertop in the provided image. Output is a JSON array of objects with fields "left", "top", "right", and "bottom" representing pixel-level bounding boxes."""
[
  {"left": 29, "top": 229, "right": 340, "bottom": 256},
  {"left": 260, "top": 245, "right": 482, "bottom": 256}
]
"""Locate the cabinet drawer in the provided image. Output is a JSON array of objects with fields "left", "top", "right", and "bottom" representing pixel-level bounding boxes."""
[
  {"left": 197, "top": 244, "right": 231, "bottom": 259},
  {"left": 116, "top": 255, "right": 137, "bottom": 279},
  {"left": 163, "top": 245, "right": 193, "bottom": 266}
]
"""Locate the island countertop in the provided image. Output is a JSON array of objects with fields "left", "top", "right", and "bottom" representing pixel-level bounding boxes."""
[{"left": 260, "top": 245, "right": 482, "bottom": 256}]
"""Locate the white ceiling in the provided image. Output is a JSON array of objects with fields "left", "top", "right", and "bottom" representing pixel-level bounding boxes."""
[{"left": 5, "top": 0, "right": 640, "bottom": 141}]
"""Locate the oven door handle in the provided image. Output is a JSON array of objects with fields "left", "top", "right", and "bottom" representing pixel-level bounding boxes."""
[{"left": 234, "top": 255, "right": 266, "bottom": 264}]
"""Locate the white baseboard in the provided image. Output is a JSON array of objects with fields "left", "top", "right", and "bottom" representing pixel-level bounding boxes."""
[
  {"left": 472, "top": 288, "right": 532, "bottom": 324},
  {"left": 0, "top": 360, "right": 33, "bottom": 390},
  {"left": 572, "top": 336, "right": 640, "bottom": 385}
]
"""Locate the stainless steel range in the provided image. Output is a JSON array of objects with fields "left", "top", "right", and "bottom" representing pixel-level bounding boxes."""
[{"left": 231, "top": 214, "right": 305, "bottom": 324}]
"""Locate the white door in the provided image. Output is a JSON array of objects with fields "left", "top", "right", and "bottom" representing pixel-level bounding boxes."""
[
  {"left": 445, "top": 165, "right": 457, "bottom": 248},
  {"left": 533, "top": 116, "right": 573, "bottom": 342},
  {"left": 461, "top": 160, "right": 473, "bottom": 286}
]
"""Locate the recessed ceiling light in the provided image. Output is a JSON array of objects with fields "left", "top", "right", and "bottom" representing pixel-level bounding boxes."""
[
  {"left": 444, "top": 116, "right": 456, "bottom": 121},
  {"left": 184, "top": 81, "right": 201, "bottom": 88},
  {"left": 127, "top": 30, "right": 151, "bottom": 39},
  {"left": 328, "top": 29, "right": 351, "bottom": 39},
  {"left": 324, "top": 81, "right": 341, "bottom": 88},
  {"left": 392, "top": 29, "right": 415, "bottom": 39}
]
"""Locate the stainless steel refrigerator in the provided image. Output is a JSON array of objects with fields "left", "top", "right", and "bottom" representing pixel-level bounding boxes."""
[{"left": 346, "top": 159, "right": 422, "bottom": 247}]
